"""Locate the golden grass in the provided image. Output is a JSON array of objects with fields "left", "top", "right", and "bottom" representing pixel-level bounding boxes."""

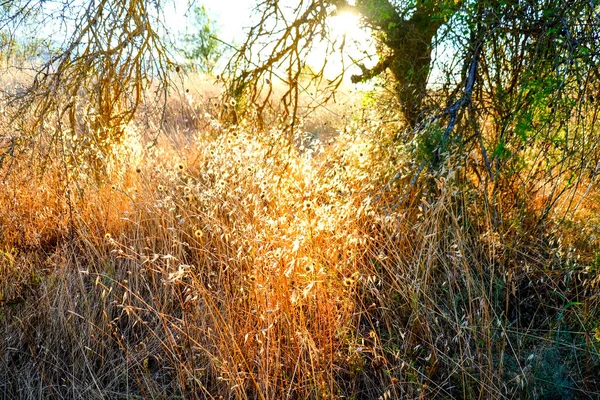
[{"left": 0, "top": 83, "right": 599, "bottom": 399}]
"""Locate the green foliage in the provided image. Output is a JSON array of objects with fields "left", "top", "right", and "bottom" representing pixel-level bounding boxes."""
[
  {"left": 412, "top": 123, "right": 445, "bottom": 164},
  {"left": 179, "top": 5, "right": 222, "bottom": 74},
  {"left": 360, "top": 90, "right": 378, "bottom": 108},
  {"left": 531, "top": 345, "right": 575, "bottom": 399},
  {"left": 0, "top": 34, "right": 50, "bottom": 65},
  {"left": 0, "top": 3, "right": 52, "bottom": 66}
]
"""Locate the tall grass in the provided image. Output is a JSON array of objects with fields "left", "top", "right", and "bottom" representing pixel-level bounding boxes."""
[{"left": 0, "top": 82, "right": 599, "bottom": 399}]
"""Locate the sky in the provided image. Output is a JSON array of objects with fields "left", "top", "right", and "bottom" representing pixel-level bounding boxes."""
[
  {"left": 165, "top": 0, "right": 259, "bottom": 47},
  {"left": 164, "top": 0, "right": 378, "bottom": 80},
  {"left": 3, "top": 0, "right": 373, "bottom": 85},
  {"left": 8, "top": 0, "right": 447, "bottom": 90}
]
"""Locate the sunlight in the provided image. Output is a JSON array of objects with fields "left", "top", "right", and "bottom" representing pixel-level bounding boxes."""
[
  {"left": 328, "top": 10, "right": 362, "bottom": 39},
  {"left": 305, "top": 9, "right": 376, "bottom": 81},
  {"left": 3, "top": 1, "right": 600, "bottom": 398}
]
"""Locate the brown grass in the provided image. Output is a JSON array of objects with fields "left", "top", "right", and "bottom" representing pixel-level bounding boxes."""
[{"left": 0, "top": 80, "right": 599, "bottom": 399}]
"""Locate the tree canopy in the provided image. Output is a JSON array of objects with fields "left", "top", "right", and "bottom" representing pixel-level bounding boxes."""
[
  {"left": 227, "top": 0, "right": 599, "bottom": 128},
  {"left": 1, "top": 0, "right": 174, "bottom": 169},
  {"left": 1, "top": 0, "right": 599, "bottom": 181},
  {"left": 179, "top": 5, "right": 223, "bottom": 73}
]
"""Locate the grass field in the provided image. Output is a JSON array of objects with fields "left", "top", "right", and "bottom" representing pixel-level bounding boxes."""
[{"left": 1, "top": 76, "right": 599, "bottom": 399}]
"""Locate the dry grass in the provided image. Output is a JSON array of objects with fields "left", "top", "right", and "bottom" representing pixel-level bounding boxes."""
[{"left": 0, "top": 81, "right": 599, "bottom": 399}]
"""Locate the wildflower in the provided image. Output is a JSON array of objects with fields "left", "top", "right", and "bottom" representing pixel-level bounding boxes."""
[
  {"left": 229, "top": 98, "right": 237, "bottom": 107},
  {"left": 157, "top": 185, "right": 164, "bottom": 192},
  {"left": 175, "top": 162, "right": 185, "bottom": 171},
  {"left": 184, "top": 186, "right": 191, "bottom": 194},
  {"left": 194, "top": 229, "right": 203, "bottom": 239},
  {"left": 104, "top": 233, "right": 112, "bottom": 240},
  {"left": 343, "top": 277, "right": 355, "bottom": 287},
  {"left": 595, "top": 327, "right": 600, "bottom": 342}
]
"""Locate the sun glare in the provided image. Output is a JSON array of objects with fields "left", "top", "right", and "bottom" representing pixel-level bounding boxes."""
[
  {"left": 303, "top": 10, "right": 376, "bottom": 80},
  {"left": 328, "top": 10, "right": 362, "bottom": 39}
]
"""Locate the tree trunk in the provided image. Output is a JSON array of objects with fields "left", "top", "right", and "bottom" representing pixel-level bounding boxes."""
[{"left": 347, "top": 0, "right": 461, "bottom": 128}]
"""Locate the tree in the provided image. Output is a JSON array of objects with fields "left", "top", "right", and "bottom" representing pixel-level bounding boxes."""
[
  {"left": 1, "top": 0, "right": 599, "bottom": 185},
  {"left": 224, "top": 0, "right": 600, "bottom": 233},
  {"left": 227, "top": 0, "right": 599, "bottom": 130},
  {"left": 341, "top": 0, "right": 464, "bottom": 127},
  {"left": 226, "top": 0, "right": 467, "bottom": 129},
  {"left": 0, "top": 0, "right": 174, "bottom": 171},
  {"left": 179, "top": 5, "right": 223, "bottom": 74}
]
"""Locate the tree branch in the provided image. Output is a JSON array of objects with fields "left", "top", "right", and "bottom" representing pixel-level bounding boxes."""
[{"left": 350, "top": 56, "right": 392, "bottom": 83}]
